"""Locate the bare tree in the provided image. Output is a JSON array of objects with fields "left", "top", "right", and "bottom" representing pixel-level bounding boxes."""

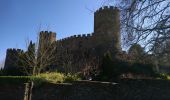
[
  {"left": 81, "top": 56, "right": 101, "bottom": 80},
  {"left": 18, "top": 32, "right": 57, "bottom": 76},
  {"left": 20, "top": 31, "right": 57, "bottom": 100},
  {"left": 103, "top": 0, "right": 170, "bottom": 53},
  {"left": 4, "top": 31, "right": 57, "bottom": 76}
]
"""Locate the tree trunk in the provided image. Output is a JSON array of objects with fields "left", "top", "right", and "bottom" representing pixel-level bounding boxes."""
[{"left": 24, "top": 82, "right": 34, "bottom": 100}]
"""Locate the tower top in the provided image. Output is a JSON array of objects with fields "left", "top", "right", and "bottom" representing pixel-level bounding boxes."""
[{"left": 95, "top": 6, "right": 119, "bottom": 14}]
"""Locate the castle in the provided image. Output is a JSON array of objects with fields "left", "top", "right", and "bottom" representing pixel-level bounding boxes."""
[{"left": 4, "top": 6, "right": 122, "bottom": 75}]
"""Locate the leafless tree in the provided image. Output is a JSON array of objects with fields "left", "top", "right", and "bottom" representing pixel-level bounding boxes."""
[
  {"left": 19, "top": 31, "right": 57, "bottom": 100},
  {"left": 103, "top": 0, "right": 170, "bottom": 53},
  {"left": 19, "top": 33, "right": 57, "bottom": 76},
  {"left": 81, "top": 56, "right": 101, "bottom": 80},
  {"left": 4, "top": 31, "right": 57, "bottom": 76}
]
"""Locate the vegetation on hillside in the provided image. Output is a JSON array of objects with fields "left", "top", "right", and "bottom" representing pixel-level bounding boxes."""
[{"left": 0, "top": 72, "right": 81, "bottom": 85}]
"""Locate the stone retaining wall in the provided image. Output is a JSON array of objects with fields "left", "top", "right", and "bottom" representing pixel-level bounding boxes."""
[{"left": 1, "top": 80, "right": 170, "bottom": 100}]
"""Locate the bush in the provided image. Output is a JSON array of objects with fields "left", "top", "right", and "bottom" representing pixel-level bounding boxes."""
[
  {"left": 36, "top": 72, "right": 81, "bottom": 84},
  {"left": 36, "top": 72, "right": 65, "bottom": 83},
  {"left": 157, "top": 74, "right": 168, "bottom": 79},
  {"left": 64, "top": 73, "right": 81, "bottom": 82},
  {"left": 100, "top": 51, "right": 158, "bottom": 81},
  {"left": 0, "top": 72, "right": 81, "bottom": 86}
]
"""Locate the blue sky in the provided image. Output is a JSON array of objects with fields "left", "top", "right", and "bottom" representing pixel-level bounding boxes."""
[{"left": 0, "top": 0, "right": 109, "bottom": 67}]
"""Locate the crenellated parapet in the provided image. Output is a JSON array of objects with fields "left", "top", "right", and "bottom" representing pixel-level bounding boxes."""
[
  {"left": 40, "top": 31, "right": 56, "bottom": 36},
  {"left": 39, "top": 31, "right": 56, "bottom": 43},
  {"left": 94, "top": 6, "right": 119, "bottom": 14},
  {"left": 4, "top": 48, "right": 25, "bottom": 71},
  {"left": 6, "top": 48, "right": 24, "bottom": 60},
  {"left": 57, "top": 33, "right": 93, "bottom": 43},
  {"left": 7, "top": 48, "right": 24, "bottom": 54}
]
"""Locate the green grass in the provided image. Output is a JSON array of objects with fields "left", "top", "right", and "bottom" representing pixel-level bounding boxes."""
[
  {"left": 0, "top": 72, "right": 81, "bottom": 85},
  {"left": 0, "top": 76, "right": 32, "bottom": 84}
]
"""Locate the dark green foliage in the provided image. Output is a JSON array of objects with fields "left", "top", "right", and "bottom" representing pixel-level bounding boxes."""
[
  {"left": 101, "top": 52, "right": 122, "bottom": 80},
  {"left": 100, "top": 51, "right": 157, "bottom": 81},
  {"left": 102, "top": 52, "right": 113, "bottom": 77},
  {"left": 0, "top": 68, "right": 4, "bottom": 76},
  {"left": 159, "top": 74, "right": 168, "bottom": 79},
  {"left": 0, "top": 76, "right": 31, "bottom": 84},
  {"left": 3, "top": 67, "right": 27, "bottom": 76},
  {"left": 0, "top": 76, "right": 48, "bottom": 87},
  {"left": 128, "top": 44, "right": 144, "bottom": 55},
  {"left": 128, "top": 44, "right": 145, "bottom": 62},
  {"left": 130, "top": 63, "right": 156, "bottom": 76}
]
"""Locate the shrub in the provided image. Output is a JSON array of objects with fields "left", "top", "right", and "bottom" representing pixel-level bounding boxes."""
[
  {"left": 36, "top": 72, "right": 65, "bottom": 83},
  {"left": 157, "top": 74, "right": 168, "bottom": 79},
  {"left": 64, "top": 73, "right": 81, "bottom": 82},
  {"left": 0, "top": 72, "right": 81, "bottom": 86},
  {"left": 100, "top": 51, "right": 158, "bottom": 81},
  {"left": 35, "top": 72, "right": 81, "bottom": 84}
]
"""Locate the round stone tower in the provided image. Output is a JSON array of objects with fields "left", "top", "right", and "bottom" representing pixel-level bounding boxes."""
[{"left": 94, "top": 6, "right": 121, "bottom": 51}]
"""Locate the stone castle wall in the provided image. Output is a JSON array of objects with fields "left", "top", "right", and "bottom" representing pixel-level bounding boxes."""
[
  {"left": 57, "top": 33, "right": 94, "bottom": 50},
  {"left": 4, "top": 6, "right": 121, "bottom": 74}
]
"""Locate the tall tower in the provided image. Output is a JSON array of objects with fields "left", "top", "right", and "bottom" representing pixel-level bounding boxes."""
[
  {"left": 39, "top": 31, "right": 56, "bottom": 51},
  {"left": 94, "top": 6, "right": 121, "bottom": 51},
  {"left": 38, "top": 31, "right": 56, "bottom": 68},
  {"left": 39, "top": 31, "right": 56, "bottom": 45}
]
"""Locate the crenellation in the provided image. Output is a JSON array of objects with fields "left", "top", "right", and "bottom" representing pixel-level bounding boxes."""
[
  {"left": 82, "top": 34, "right": 86, "bottom": 37},
  {"left": 110, "top": 6, "right": 114, "bottom": 9},
  {"left": 16, "top": 49, "right": 24, "bottom": 53},
  {"left": 95, "top": 6, "right": 118, "bottom": 15},
  {"left": 87, "top": 34, "right": 91, "bottom": 37},
  {"left": 57, "top": 33, "right": 94, "bottom": 43},
  {"left": 104, "top": 6, "right": 109, "bottom": 9},
  {"left": 7, "top": 48, "right": 24, "bottom": 53},
  {"left": 45, "top": 31, "right": 48, "bottom": 33},
  {"left": 49, "top": 31, "right": 53, "bottom": 34},
  {"left": 99, "top": 7, "right": 102, "bottom": 11},
  {"left": 77, "top": 35, "right": 81, "bottom": 37}
]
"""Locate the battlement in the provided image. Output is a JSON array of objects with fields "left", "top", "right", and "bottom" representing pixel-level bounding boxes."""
[
  {"left": 58, "top": 33, "right": 93, "bottom": 42},
  {"left": 39, "top": 31, "right": 56, "bottom": 43},
  {"left": 95, "top": 6, "right": 119, "bottom": 14},
  {"left": 7, "top": 48, "right": 24, "bottom": 54},
  {"left": 40, "top": 31, "right": 56, "bottom": 36}
]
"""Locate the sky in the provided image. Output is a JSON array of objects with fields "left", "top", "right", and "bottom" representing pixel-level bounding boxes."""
[{"left": 0, "top": 0, "right": 110, "bottom": 68}]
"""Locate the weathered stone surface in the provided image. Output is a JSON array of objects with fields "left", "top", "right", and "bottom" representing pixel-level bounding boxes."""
[
  {"left": 0, "top": 83, "right": 25, "bottom": 100},
  {"left": 31, "top": 80, "right": 170, "bottom": 100},
  {"left": 1, "top": 80, "right": 170, "bottom": 100}
]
